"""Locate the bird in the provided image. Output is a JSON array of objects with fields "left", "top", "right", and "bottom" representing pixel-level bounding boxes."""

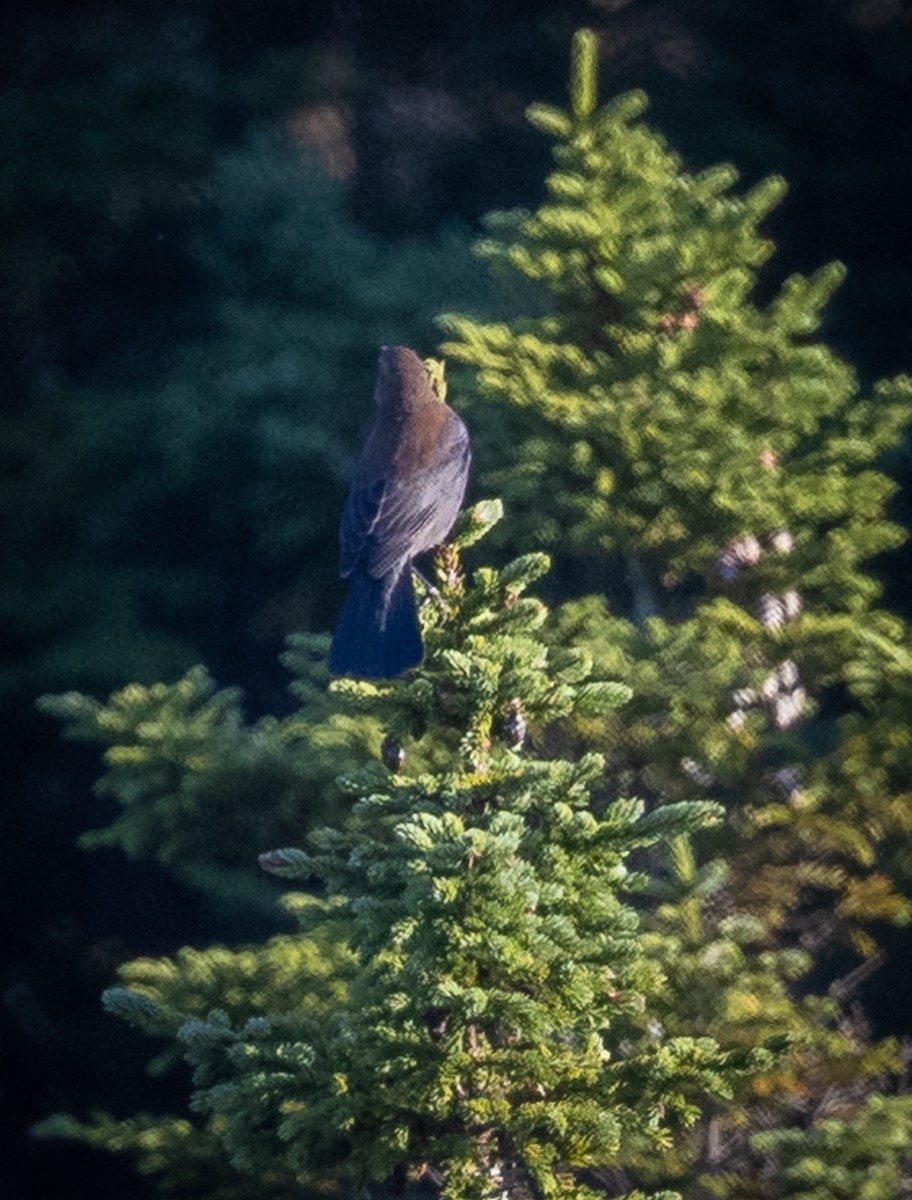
[{"left": 330, "top": 344, "right": 471, "bottom": 678}]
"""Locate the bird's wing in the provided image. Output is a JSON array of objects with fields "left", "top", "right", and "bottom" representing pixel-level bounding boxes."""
[
  {"left": 340, "top": 415, "right": 470, "bottom": 580},
  {"left": 339, "top": 474, "right": 384, "bottom": 578}
]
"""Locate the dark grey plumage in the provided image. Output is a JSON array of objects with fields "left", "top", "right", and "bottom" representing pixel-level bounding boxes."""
[{"left": 330, "top": 345, "right": 471, "bottom": 678}]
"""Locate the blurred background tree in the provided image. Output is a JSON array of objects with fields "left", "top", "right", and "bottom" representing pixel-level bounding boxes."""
[{"left": 3, "top": 2, "right": 912, "bottom": 1198}]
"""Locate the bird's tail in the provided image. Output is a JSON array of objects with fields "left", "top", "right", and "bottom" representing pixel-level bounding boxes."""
[{"left": 330, "top": 568, "right": 423, "bottom": 679}]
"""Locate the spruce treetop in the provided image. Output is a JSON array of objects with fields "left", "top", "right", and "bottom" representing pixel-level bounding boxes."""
[{"left": 442, "top": 31, "right": 912, "bottom": 603}]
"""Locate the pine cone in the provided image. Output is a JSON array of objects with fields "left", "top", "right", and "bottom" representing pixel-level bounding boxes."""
[
  {"left": 381, "top": 734, "right": 406, "bottom": 772},
  {"left": 503, "top": 698, "right": 527, "bottom": 750},
  {"left": 759, "top": 593, "right": 787, "bottom": 630}
]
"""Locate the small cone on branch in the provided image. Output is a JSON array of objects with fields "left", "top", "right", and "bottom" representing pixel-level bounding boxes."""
[
  {"left": 503, "top": 698, "right": 527, "bottom": 751},
  {"left": 381, "top": 734, "right": 406, "bottom": 772}
]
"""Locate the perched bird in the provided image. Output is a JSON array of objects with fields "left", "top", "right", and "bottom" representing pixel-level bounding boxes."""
[{"left": 330, "top": 345, "right": 471, "bottom": 678}]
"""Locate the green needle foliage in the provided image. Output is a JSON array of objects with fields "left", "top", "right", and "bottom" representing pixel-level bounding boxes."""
[
  {"left": 36, "top": 29, "right": 912, "bottom": 1200},
  {"left": 33, "top": 900, "right": 358, "bottom": 1200},
  {"left": 747, "top": 1093, "right": 912, "bottom": 1200},
  {"left": 38, "top": 653, "right": 375, "bottom": 907},
  {"left": 37, "top": 504, "right": 771, "bottom": 1200},
  {"left": 433, "top": 27, "right": 912, "bottom": 1196},
  {"left": 441, "top": 28, "right": 912, "bottom": 945},
  {"left": 443, "top": 32, "right": 910, "bottom": 584},
  {"left": 629, "top": 832, "right": 905, "bottom": 1196}
]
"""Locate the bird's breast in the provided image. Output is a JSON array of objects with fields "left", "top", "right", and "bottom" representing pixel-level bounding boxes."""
[{"left": 396, "top": 404, "right": 456, "bottom": 474}]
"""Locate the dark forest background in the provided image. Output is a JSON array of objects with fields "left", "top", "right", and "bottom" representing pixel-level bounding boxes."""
[{"left": 2, "top": 1, "right": 911, "bottom": 1196}]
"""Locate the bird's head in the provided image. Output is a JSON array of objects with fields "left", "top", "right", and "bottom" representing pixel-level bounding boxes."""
[{"left": 375, "top": 344, "right": 447, "bottom": 410}]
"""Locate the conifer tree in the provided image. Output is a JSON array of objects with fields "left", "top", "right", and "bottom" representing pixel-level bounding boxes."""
[
  {"left": 440, "top": 24, "right": 912, "bottom": 973},
  {"left": 437, "top": 26, "right": 912, "bottom": 1195},
  {"left": 38, "top": 657, "right": 372, "bottom": 908},
  {"left": 38, "top": 502, "right": 772, "bottom": 1200},
  {"left": 36, "top": 29, "right": 912, "bottom": 1200}
]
